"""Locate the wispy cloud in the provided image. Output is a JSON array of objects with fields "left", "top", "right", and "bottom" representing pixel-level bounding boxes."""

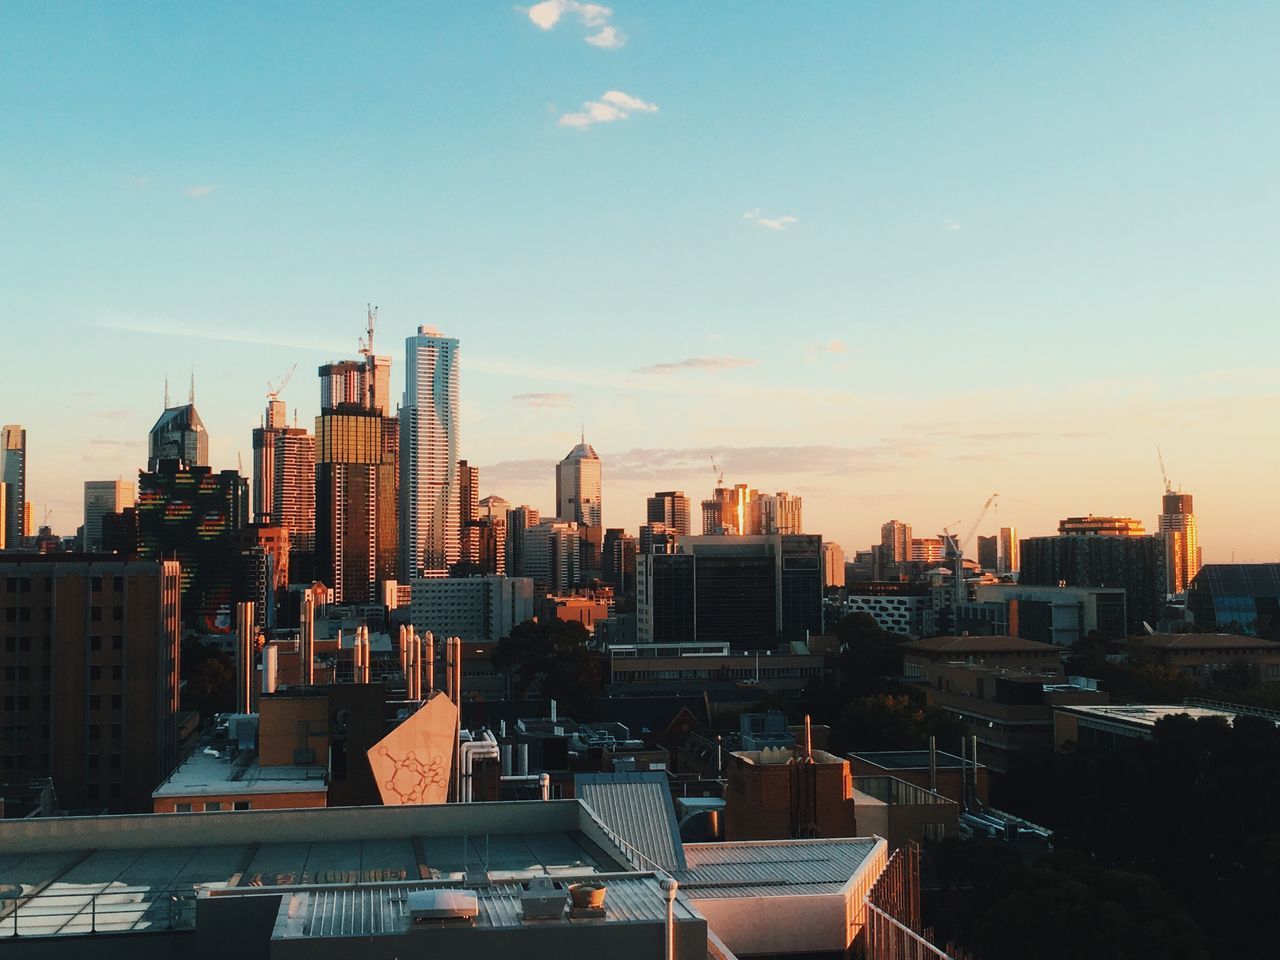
[
  {"left": 942, "top": 218, "right": 961, "bottom": 231},
  {"left": 818, "top": 339, "right": 847, "bottom": 354},
  {"left": 512, "top": 392, "right": 572, "bottom": 408},
  {"left": 183, "top": 185, "right": 216, "bottom": 199},
  {"left": 524, "top": 1, "right": 625, "bottom": 48},
  {"left": 559, "top": 90, "right": 657, "bottom": 129},
  {"left": 637, "top": 356, "right": 758, "bottom": 375},
  {"left": 743, "top": 208, "right": 798, "bottom": 231}
]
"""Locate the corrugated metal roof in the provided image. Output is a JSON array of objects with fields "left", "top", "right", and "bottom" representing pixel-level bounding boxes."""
[
  {"left": 274, "top": 876, "right": 698, "bottom": 938},
  {"left": 575, "top": 772, "right": 687, "bottom": 871},
  {"left": 678, "top": 839, "right": 879, "bottom": 899}
]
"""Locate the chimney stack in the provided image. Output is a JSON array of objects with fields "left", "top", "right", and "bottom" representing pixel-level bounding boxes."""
[
  {"left": 235, "top": 601, "right": 254, "bottom": 714},
  {"left": 299, "top": 591, "right": 315, "bottom": 686}
]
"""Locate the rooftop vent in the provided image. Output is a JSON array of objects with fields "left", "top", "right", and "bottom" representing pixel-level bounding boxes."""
[
  {"left": 519, "top": 876, "right": 568, "bottom": 920},
  {"left": 408, "top": 889, "right": 478, "bottom": 926}
]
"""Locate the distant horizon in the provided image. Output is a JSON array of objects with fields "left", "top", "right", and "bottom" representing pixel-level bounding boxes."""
[{"left": 3, "top": 3, "right": 1277, "bottom": 561}]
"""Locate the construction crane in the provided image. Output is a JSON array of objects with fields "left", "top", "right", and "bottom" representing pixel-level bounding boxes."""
[
  {"left": 942, "top": 493, "right": 999, "bottom": 621},
  {"left": 1157, "top": 447, "right": 1173, "bottom": 494},
  {"left": 266, "top": 363, "right": 297, "bottom": 402},
  {"left": 359, "top": 303, "right": 378, "bottom": 358},
  {"left": 709, "top": 455, "right": 725, "bottom": 488}
]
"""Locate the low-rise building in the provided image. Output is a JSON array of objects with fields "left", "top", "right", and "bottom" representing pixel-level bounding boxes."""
[
  {"left": 1051, "top": 702, "right": 1259, "bottom": 750},
  {"left": 900, "top": 634, "right": 1065, "bottom": 679},
  {"left": 410, "top": 575, "right": 534, "bottom": 643},
  {"left": 849, "top": 749, "right": 988, "bottom": 807},
  {"left": 956, "top": 584, "right": 1127, "bottom": 646},
  {"left": 1128, "top": 633, "right": 1280, "bottom": 684}
]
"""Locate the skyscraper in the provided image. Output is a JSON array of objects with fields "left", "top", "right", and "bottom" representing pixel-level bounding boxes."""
[
  {"left": 147, "top": 384, "right": 208, "bottom": 470},
  {"left": 251, "top": 398, "right": 287, "bottom": 523},
  {"left": 760, "top": 491, "right": 803, "bottom": 535},
  {"left": 2, "top": 425, "right": 26, "bottom": 549},
  {"left": 976, "top": 535, "right": 998, "bottom": 571},
  {"left": 998, "top": 526, "right": 1019, "bottom": 574},
  {"left": 1159, "top": 492, "right": 1201, "bottom": 595},
  {"left": 646, "top": 491, "right": 691, "bottom": 536},
  {"left": 880, "top": 520, "right": 912, "bottom": 564},
  {"left": 822, "top": 542, "right": 845, "bottom": 588},
  {"left": 83, "top": 480, "right": 135, "bottom": 552},
  {"left": 458, "top": 460, "right": 481, "bottom": 571},
  {"left": 505, "top": 504, "right": 540, "bottom": 578},
  {"left": 556, "top": 437, "right": 602, "bottom": 528},
  {"left": 273, "top": 428, "right": 316, "bottom": 554},
  {"left": 400, "top": 326, "right": 460, "bottom": 579}
]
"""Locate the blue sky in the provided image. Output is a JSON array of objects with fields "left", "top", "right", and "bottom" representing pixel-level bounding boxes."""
[{"left": 2, "top": 2, "right": 1278, "bottom": 558}]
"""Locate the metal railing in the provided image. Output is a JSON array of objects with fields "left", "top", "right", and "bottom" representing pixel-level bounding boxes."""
[
  {"left": 865, "top": 902, "right": 958, "bottom": 960},
  {"left": 4, "top": 886, "right": 199, "bottom": 939}
]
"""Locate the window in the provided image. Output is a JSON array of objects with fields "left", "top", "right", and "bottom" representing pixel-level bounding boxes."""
[
  {"left": 91, "top": 577, "right": 103, "bottom": 592},
  {"left": 112, "top": 606, "right": 123, "bottom": 622},
  {"left": 113, "top": 577, "right": 124, "bottom": 591},
  {"left": 175, "top": 803, "right": 192, "bottom": 813},
  {"left": 233, "top": 801, "right": 250, "bottom": 811},
  {"left": 91, "top": 607, "right": 102, "bottom": 622},
  {"left": 91, "top": 636, "right": 102, "bottom": 651},
  {"left": 112, "top": 635, "right": 123, "bottom": 651},
  {"left": 90, "top": 665, "right": 102, "bottom": 681},
  {"left": 204, "top": 801, "right": 221, "bottom": 812},
  {"left": 112, "top": 665, "right": 123, "bottom": 680},
  {"left": 89, "top": 695, "right": 101, "bottom": 709}
]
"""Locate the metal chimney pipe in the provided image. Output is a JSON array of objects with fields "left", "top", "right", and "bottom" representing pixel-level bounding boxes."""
[
  {"left": 500, "top": 743, "right": 513, "bottom": 777},
  {"left": 804, "top": 714, "right": 813, "bottom": 760},
  {"left": 971, "top": 734, "right": 980, "bottom": 806},
  {"left": 661, "top": 878, "right": 679, "bottom": 960},
  {"left": 299, "top": 592, "right": 315, "bottom": 686},
  {"left": 235, "top": 601, "right": 254, "bottom": 714},
  {"left": 518, "top": 742, "right": 529, "bottom": 776},
  {"left": 929, "top": 735, "right": 938, "bottom": 793},
  {"left": 444, "top": 635, "right": 454, "bottom": 702},
  {"left": 454, "top": 637, "right": 463, "bottom": 706},
  {"left": 262, "top": 643, "right": 278, "bottom": 695},
  {"left": 550, "top": 699, "right": 557, "bottom": 723},
  {"left": 425, "top": 631, "right": 435, "bottom": 694}
]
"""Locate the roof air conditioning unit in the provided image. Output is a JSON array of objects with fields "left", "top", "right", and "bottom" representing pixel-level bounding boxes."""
[
  {"left": 519, "top": 876, "right": 568, "bottom": 920},
  {"left": 408, "top": 889, "right": 479, "bottom": 926}
]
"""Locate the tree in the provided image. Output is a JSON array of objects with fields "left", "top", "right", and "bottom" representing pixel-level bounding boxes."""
[
  {"left": 180, "top": 637, "right": 235, "bottom": 719},
  {"left": 835, "top": 612, "right": 902, "bottom": 687},
  {"left": 493, "top": 619, "right": 598, "bottom": 716}
]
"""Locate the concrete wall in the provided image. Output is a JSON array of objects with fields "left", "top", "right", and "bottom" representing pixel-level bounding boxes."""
[{"left": 153, "top": 790, "right": 326, "bottom": 814}]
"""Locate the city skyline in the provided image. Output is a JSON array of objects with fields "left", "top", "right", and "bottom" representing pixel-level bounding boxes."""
[{"left": 4, "top": 4, "right": 1279, "bottom": 558}]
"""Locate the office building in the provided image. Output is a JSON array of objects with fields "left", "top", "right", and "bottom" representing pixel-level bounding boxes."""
[
  {"left": 315, "top": 409, "right": 384, "bottom": 604},
  {"left": 556, "top": 436, "right": 602, "bottom": 528},
  {"left": 998, "top": 525, "right": 1019, "bottom": 574},
  {"left": 137, "top": 459, "right": 248, "bottom": 631},
  {"left": 822, "top": 541, "right": 846, "bottom": 588},
  {"left": 251, "top": 397, "right": 286, "bottom": 523},
  {"left": 400, "top": 325, "right": 460, "bottom": 579},
  {"left": 1187, "top": 563, "right": 1280, "bottom": 635},
  {"left": 1131, "top": 633, "right": 1280, "bottom": 685},
  {"left": 701, "top": 483, "right": 762, "bottom": 536},
  {"left": 457, "top": 459, "right": 481, "bottom": 571},
  {"left": 976, "top": 535, "right": 997, "bottom": 571},
  {"left": 0, "top": 482, "right": 5, "bottom": 550},
  {"left": 759, "top": 491, "right": 803, "bottom": 535},
  {"left": 956, "top": 583, "right": 1127, "bottom": 645},
  {"left": 410, "top": 575, "right": 534, "bottom": 643},
  {"left": 909, "top": 537, "right": 945, "bottom": 564},
  {"left": 505, "top": 504, "right": 540, "bottom": 577},
  {"left": 638, "top": 522, "right": 678, "bottom": 555},
  {"left": 2, "top": 424, "right": 26, "bottom": 549},
  {"left": 238, "top": 524, "right": 290, "bottom": 628},
  {"left": 82, "top": 479, "right": 134, "bottom": 553},
  {"left": 637, "top": 534, "right": 822, "bottom": 648},
  {"left": 1159, "top": 491, "right": 1201, "bottom": 595},
  {"left": 0, "top": 556, "right": 181, "bottom": 812},
  {"left": 273, "top": 426, "right": 316, "bottom": 553},
  {"left": 147, "top": 389, "right": 208, "bottom": 470},
  {"left": 526, "top": 519, "right": 581, "bottom": 594},
  {"left": 646, "top": 490, "right": 691, "bottom": 536},
  {"left": 1020, "top": 533, "right": 1167, "bottom": 634},
  {"left": 602, "top": 527, "right": 637, "bottom": 593}
]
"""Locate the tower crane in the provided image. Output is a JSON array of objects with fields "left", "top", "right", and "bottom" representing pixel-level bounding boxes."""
[
  {"left": 709, "top": 455, "right": 725, "bottom": 489},
  {"left": 266, "top": 363, "right": 297, "bottom": 402},
  {"left": 942, "top": 492, "right": 999, "bottom": 621},
  {"left": 359, "top": 304, "right": 378, "bottom": 358},
  {"left": 1157, "top": 447, "right": 1173, "bottom": 495}
]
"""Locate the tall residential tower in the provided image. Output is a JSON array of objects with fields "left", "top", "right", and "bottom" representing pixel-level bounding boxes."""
[{"left": 1, "top": 425, "right": 26, "bottom": 549}]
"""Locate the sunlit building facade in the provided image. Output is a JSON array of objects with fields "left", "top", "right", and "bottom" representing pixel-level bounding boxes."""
[
  {"left": 83, "top": 480, "right": 135, "bottom": 553},
  {"left": 1, "top": 425, "right": 25, "bottom": 549},
  {"left": 1159, "top": 492, "right": 1201, "bottom": 595}
]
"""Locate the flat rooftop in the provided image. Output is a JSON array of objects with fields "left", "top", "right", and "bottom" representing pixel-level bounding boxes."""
[
  {"left": 152, "top": 748, "right": 327, "bottom": 798},
  {"left": 851, "top": 749, "right": 977, "bottom": 771},
  {"left": 1055, "top": 703, "right": 1246, "bottom": 729},
  {"left": 0, "top": 801, "right": 630, "bottom": 938},
  {"left": 678, "top": 838, "right": 881, "bottom": 899}
]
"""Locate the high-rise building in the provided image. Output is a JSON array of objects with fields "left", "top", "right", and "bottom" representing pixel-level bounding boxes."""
[
  {"left": 976, "top": 535, "right": 998, "bottom": 571},
  {"left": 410, "top": 575, "right": 535, "bottom": 643},
  {"left": 603, "top": 528, "right": 638, "bottom": 593},
  {"left": 83, "top": 480, "right": 135, "bottom": 552},
  {"left": 0, "top": 483, "right": 6, "bottom": 550},
  {"left": 998, "top": 526, "right": 1019, "bottom": 574},
  {"left": 909, "top": 537, "right": 945, "bottom": 564},
  {"left": 505, "top": 505, "right": 540, "bottom": 578},
  {"left": 1159, "top": 492, "right": 1201, "bottom": 595},
  {"left": 556, "top": 437, "right": 602, "bottom": 529},
  {"left": 822, "top": 542, "right": 845, "bottom": 588},
  {"left": 639, "top": 523, "right": 678, "bottom": 555},
  {"left": 400, "top": 326, "right": 460, "bottom": 579},
  {"left": 137, "top": 459, "right": 248, "bottom": 631},
  {"left": 273, "top": 427, "right": 316, "bottom": 554},
  {"left": 880, "top": 520, "right": 912, "bottom": 565},
  {"left": 315, "top": 409, "right": 383, "bottom": 604},
  {"left": 760, "top": 492, "right": 803, "bottom": 535},
  {"left": 457, "top": 460, "right": 481, "bottom": 571},
  {"left": 2, "top": 425, "right": 26, "bottom": 549},
  {"left": 147, "top": 386, "right": 208, "bottom": 470},
  {"left": 1020, "top": 534, "right": 1167, "bottom": 635},
  {"left": 251, "top": 398, "right": 287, "bottom": 523},
  {"left": 702, "top": 484, "right": 760, "bottom": 536},
  {"left": 647, "top": 491, "right": 691, "bottom": 536},
  {"left": 525, "top": 519, "right": 581, "bottom": 595},
  {"left": 0, "top": 556, "right": 182, "bottom": 812}
]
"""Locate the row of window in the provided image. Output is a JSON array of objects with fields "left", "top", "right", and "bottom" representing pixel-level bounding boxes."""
[{"left": 173, "top": 800, "right": 251, "bottom": 813}]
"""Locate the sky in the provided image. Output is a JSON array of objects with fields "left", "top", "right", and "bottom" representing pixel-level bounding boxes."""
[{"left": 1, "top": 2, "right": 1278, "bottom": 560}]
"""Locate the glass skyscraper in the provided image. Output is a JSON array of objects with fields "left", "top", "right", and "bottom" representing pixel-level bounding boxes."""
[{"left": 400, "top": 326, "right": 460, "bottom": 579}]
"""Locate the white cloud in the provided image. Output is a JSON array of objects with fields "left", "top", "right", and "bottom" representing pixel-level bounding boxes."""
[
  {"left": 942, "top": 218, "right": 961, "bottom": 231},
  {"left": 183, "top": 185, "right": 216, "bottom": 198},
  {"left": 524, "top": 1, "right": 625, "bottom": 48},
  {"left": 743, "top": 209, "right": 798, "bottom": 230},
  {"left": 638, "top": 356, "right": 758, "bottom": 375},
  {"left": 559, "top": 90, "right": 657, "bottom": 129},
  {"left": 820, "top": 339, "right": 848, "bottom": 354},
  {"left": 512, "top": 392, "right": 573, "bottom": 408}
]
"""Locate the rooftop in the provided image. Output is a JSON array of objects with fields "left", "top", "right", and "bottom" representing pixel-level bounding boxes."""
[
  {"left": 151, "top": 748, "right": 327, "bottom": 799},
  {"left": 1054, "top": 703, "right": 1254, "bottom": 729},
  {"left": 850, "top": 749, "right": 981, "bottom": 771},
  {"left": 677, "top": 838, "right": 881, "bottom": 899},
  {"left": 1137, "top": 633, "right": 1280, "bottom": 651},
  {"left": 900, "top": 635, "right": 1062, "bottom": 654}
]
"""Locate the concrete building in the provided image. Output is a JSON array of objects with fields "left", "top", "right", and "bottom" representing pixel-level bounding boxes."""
[
  {"left": 0, "top": 556, "right": 181, "bottom": 812},
  {"left": 956, "top": 583, "right": 1128, "bottom": 645},
  {"left": 410, "top": 575, "right": 535, "bottom": 643},
  {"left": 1159, "top": 491, "right": 1201, "bottom": 595},
  {"left": 504, "top": 504, "right": 540, "bottom": 578},
  {"left": 909, "top": 537, "right": 945, "bottom": 564},
  {"left": 759, "top": 491, "right": 803, "bottom": 535},
  {"left": 849, "top": 750, "right": 988, "bottom": 808},
  {"left": 880, "top": 520, "right": 911, "bottom": 565},
  {"left": 636, "top": 534, "right": 823, "bottom": 648},
  {"left": 82, "top": 479, "right": 135, "bottom": 553},
  {"left": 2, "top": 423, "right": 27, "bottom": 549},
  {"left": 723, "top": 746, "right": 857, "bottom": 841},
  {"left": 646, "top": 490, "right": 691, "bottom": 536},
  {"left": 976, "top": 535, "right": 997, "bottom": 571},
  {"left": 457, "top": 459, "right": 481, "bottom": 570},
  {"left": 1053, "top": 702, "right": 1257, "bottom": 750},
  {"left": 607, "top": 641, "right": 822, "bottom": 699},
  {"left": 900, "top": 634, "right": 1066, "bottom": 677},
  {"left": 1129, "top": 633, "right": 1280, "bottom": 684},
  {"left": 835, "top": 591, "right": 934, "bottom": 639},
  {"left": 400, "top": 325, "right": 461, "bottom": 578},
  {"left": 147, "top": 394, "right": 208, "bottom": 470},
  {"left": 822, "top": 541, "right": 845, "bottom": 588},
  {"left": 525, "top": 519, "right": 581, "bottom": 595},
  {"left": 1058, "top": 515, "right": 1146, "bottom": 536},
  {"left": 272, "top": 426, "right": 316, "bottom": 554}
]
